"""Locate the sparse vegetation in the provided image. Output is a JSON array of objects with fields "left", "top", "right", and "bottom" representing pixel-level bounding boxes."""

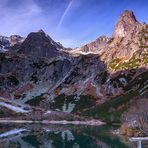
[
  {"left": 108, "top": 38, "right": 114, "bottom": 44},
  {"left": 49, "top": 94, "right": 96, "bottom": 113},
  {"left": 82, "top": 91, "right": 139, "bottom": 123},
  {"left": 25, "top": 95, "right": 46, "bottom": 106},
  {"left": 14, "top": 94, "right": 22, "bottom": 99},
  {"left": 82, "top": 71, "right": 148, "bottom": 123},
  {"left": 108, "top": 52, "right": 148, "bottom": 70},
  {"left": 139, "top": 45, "right": 148, "bottom": 48},
  {"left": 30, "top": 71, "right": 38, "bottom": 83}
]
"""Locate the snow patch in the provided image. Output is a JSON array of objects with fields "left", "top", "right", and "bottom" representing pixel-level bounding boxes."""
[
  {"left": 0, "top": 102, "right": 30, "bottom": 113},
  {"left": 119, "top": 77, "right": 127, "bottom": 86},
  {"left": 44, "top": 110, "right": 52, "bottom": 115},
  {"left": 62, "top": 102, "right": 76, "bottom": 113},
  {"left": 96, "top": 86, "right": 103, "bottom": 97},
  {"left": 0, "top": 46, "right": 8, "bottom": 52}
]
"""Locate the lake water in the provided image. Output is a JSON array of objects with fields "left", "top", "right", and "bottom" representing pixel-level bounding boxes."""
[{"left": 0, "top": 123, "right": 141, "bottom": 148}]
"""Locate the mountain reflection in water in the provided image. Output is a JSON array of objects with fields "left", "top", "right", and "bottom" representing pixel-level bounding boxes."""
[{"left": 0, "top": 123, "right": 134, "bottom": 148}]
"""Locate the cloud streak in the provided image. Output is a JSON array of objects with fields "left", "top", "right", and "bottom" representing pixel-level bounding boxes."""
[
  {"left": 57, "top": 0, "right": 74, "bottom": 29},
  {"left": 0, "top": 0, "right": 45, "bottom": 36}
]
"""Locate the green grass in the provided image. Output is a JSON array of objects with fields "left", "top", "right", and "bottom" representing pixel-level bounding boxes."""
[
  {"left": 108, "top": 52, "right": 148, "bottom": 70},
  {"left": 139, "top": 46, "right": 148, "bottom": 48}
]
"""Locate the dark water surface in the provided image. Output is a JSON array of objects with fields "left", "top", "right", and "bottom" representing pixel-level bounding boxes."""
[{"left": 0, "top": 123, "right": 136, "bottom": 148}]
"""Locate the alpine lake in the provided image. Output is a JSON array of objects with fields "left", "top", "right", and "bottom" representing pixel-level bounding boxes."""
[{"left": 0, "top": 123, "right": 147, "bottom": 148}]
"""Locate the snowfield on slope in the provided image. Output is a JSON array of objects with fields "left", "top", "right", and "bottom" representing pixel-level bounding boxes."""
[{"left": 0, "top": 102, "right": 30, "bottom": 113}]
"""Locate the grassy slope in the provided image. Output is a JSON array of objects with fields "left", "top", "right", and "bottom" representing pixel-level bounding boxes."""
[
  {"left": 108, "top": 51, "right": 148, "bottom": 71},
  {"left": 81, "top": 71, "right": 148, "bottom": 124}
]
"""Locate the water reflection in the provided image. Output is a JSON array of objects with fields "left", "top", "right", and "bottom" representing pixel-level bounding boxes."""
[{"left": 0, "top": 123, "right": 134, "bottom": 148}]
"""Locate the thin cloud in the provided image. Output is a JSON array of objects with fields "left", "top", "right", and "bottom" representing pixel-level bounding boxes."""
[
  {"left": 0, "top": 0, "right": 44, "bottom": 36},
  {"left": 57, "top": 0, "right": 74, "bottom": 29}
]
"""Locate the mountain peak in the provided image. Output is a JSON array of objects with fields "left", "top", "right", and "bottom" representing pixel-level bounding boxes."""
[
  {"left": 18, "top": 30, "right": 63, "bottom": 58},
  {"left": 120, "top": 10, "right": 137, "bottom": 21},
  {"left": 113, "top": 10, "right": 138, "bottom": 38},
  {"left": 38, "top": 29, "right": 46, "bottom": 34}
]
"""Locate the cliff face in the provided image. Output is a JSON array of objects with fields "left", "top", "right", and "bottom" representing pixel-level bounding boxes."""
[
  {"left": 112, "top": 10, "right": 139, "bottom": 38},
  {"left": 100, "top": 11, "right": 147, "bottom": 62},
  {"left": 0, "top": 10, "right": 147, "bottom": 123},
  {"left": 18, "top": 30, "right": 64, "bottom": 58}
]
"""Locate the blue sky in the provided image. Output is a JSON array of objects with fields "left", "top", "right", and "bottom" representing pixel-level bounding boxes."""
[{"left": 0, "top": 0, "right": 148, "bottom": 47}]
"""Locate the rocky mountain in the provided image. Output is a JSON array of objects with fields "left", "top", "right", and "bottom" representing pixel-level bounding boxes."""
[
  {"left": 102, "top": 10, "right": 148, "bottom": 61},
  {"left": 0, "top": 35, "right": 24, "bottom": 52},
  {"left": 0, "top": 10, "right": 148, "bottom": 134},
  {"left": 112, "top": 10, "right": 139, "bottom": 38},
  {"left": 68, "top": 36, "right": 110, "bottom": 55},
  {"left": 18, "top": 29, "right": 64, "bottom": 58}
]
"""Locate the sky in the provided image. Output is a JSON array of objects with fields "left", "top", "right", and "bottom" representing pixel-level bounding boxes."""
[{"left": 0, "top": 0, "right": 148, "bottom": 48}]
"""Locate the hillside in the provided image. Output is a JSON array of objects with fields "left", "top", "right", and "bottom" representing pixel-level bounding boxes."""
[{"left": 0, "top": 10, "right": 148, "bottom": 135}]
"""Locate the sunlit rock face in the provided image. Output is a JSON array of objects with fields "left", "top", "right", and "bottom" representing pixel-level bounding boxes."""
[
  {"left": 69, "top": 36, "right": 110, "bottom": 55},
  {"left": 113, "top": 10, "right": 139, "bottom": 38},
  {"left": 101, "top": 10, "right": 148, "bottom": 61}
]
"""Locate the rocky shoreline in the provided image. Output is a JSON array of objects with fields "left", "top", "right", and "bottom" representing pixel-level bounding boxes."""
[{"left": 0, "top": 119, "right": 105, "bottom": 126}]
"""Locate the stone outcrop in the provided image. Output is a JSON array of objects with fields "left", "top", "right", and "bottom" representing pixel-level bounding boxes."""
[
  {"left": 113, "top": 10, "right": 139, "bottom": 38},
  {"left": 101, "top": 10, "right": 148, "bottom": 61}
]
